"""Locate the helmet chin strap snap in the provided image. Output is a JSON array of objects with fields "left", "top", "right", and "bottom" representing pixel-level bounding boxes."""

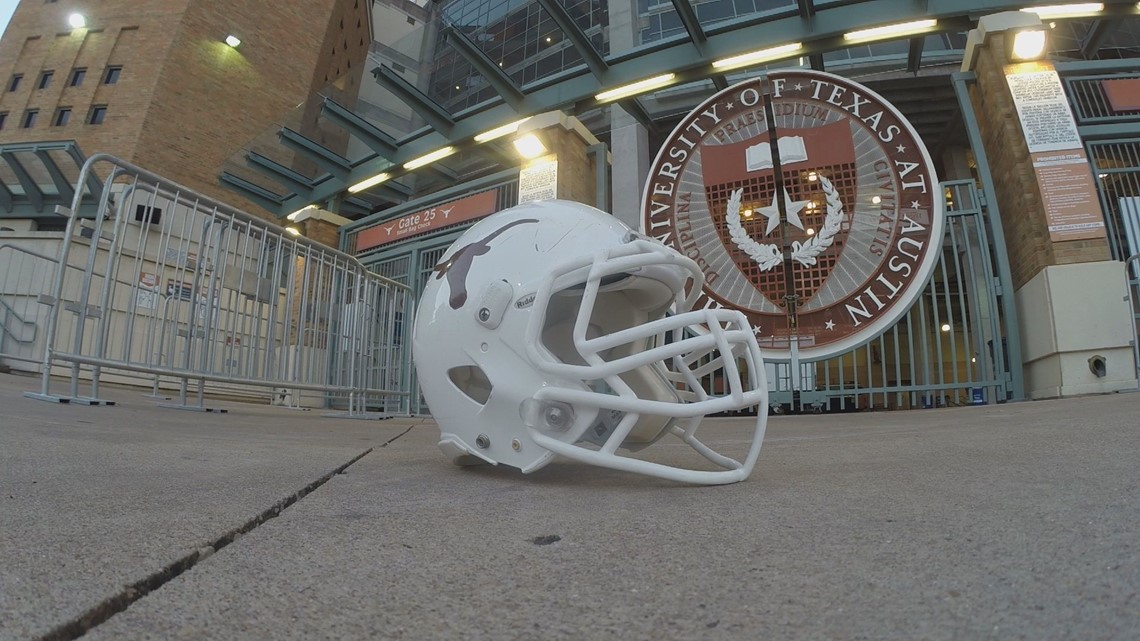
[
  {"left": 521, "top": 399, "right": 576, "bottom": 433},
  {"left": 541, "top": 401, "right": 574, "bottom": 431}
]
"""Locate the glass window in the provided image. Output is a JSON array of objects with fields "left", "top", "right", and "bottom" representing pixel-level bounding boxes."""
[
  {"left": 103, "top": 66, "right": 121, "bottom": 84},
  {"left": 0, "top": 112, "right": 7, "bottom": 129},
  {"left": 53, "top": 107, "right": 71, "bottom": 126},
  {"left": 38, "top": 70, "right": 54, "bottom": 89},
  {"left": 69, "top": 68, "right": 86, "bottom": 86},
  {"left": 22, "top": 109, "right": 38, "bottom": 128},
  {"left": 8, "top": 74, "right": 22, "bottom": 91},
  {"left": 88, "top": 105, "right": 107, "bottom": 124}
]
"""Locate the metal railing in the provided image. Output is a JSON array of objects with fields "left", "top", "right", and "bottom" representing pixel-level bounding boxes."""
[
  {"left": 1128, "top": 254, "right": 1140, "bottom": 386},
  {"left": 0, "top": 243, "right": 57, "bottom": 366},
  {"left": 22, "top": 154, "right": 412, "bottom": 415}
]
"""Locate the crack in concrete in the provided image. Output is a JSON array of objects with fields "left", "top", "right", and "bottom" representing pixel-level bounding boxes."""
[{"left": 35, "top": 424, "right": 418, "bottom": 641}]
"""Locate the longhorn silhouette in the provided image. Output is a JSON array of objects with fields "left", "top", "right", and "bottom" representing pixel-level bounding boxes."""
[{"left": 434, "top": 218, "right": 539, "bottom": 309}]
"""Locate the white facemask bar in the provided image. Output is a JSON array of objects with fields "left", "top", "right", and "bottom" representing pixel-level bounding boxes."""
[{"left": 523, "top": 238, "right": 770, "bottom": 485}]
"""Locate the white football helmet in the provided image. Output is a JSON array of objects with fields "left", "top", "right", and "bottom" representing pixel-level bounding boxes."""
[{"left": 411, "top": 200, "right": 769, "bottom": 485}]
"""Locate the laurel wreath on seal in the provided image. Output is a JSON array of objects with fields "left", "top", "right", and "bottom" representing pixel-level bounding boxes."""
[{"left": 725, "top": 175, "right": 845, "bottom": 271}]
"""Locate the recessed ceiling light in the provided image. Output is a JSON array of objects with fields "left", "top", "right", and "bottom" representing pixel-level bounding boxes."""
[
  {"left": 68, "top": 13, "right": 86, "bottom": 29},
  {"left": 225, "top": 35, "right": 241, "bottom": 48}
]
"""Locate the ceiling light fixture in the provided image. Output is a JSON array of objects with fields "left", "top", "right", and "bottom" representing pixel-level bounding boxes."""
[
  {"left": 225, "top": 35, "right": 242, "bottom": 48},
  {"left": 1010, "top": 29, "right": 1048, "bottom": 60},
  {"left": 844, "top": 19, "right": 938, "bottom": 43},
  {"left": 348, "top": 172, "right": 390, "bottom": 193},
  {"left": 595, "top": 73, "right": 676, "bottom": 103},
  {"left": 1021, "top": 3, "right": 1104, "bottom": 19},
  {"left": 712, "top": 42, "right": 803, "bottom": 71},
  {"left": 474, "top": 118, "right": 531, "bottom": 143},
  {"left": 404, "top": 146, "right": 457, "bottom": 170},
  {"left": 512, "top": 133, "right": 548, "bottom": 159},
  {"left": 68, "top": 13, "right": 87, "bottom": 29}
]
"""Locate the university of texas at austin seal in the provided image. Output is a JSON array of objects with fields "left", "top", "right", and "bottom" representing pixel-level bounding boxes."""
[{"left": 642, "top": 70, "right": 944, "bottom": 360}]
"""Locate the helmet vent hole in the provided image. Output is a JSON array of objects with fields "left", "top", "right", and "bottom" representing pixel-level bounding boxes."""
[{"left": 447, "top": 365, "right": 492, "bottom": 405}]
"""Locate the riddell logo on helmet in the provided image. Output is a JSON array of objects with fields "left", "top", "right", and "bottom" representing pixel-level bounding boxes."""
[
  {"left": 433, "top": 218, "right": 538, "bottom": 309},
  {"left": 641, "top": 70, "right": 944, "bottom": 361}
]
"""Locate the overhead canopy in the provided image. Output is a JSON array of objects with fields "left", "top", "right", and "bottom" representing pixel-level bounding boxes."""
[
  {"left": 0, "top": 140, "right": 103, "bottom": 224},
  {"left": 217, "top": 0, "right": 1140, "bottom": 221}
]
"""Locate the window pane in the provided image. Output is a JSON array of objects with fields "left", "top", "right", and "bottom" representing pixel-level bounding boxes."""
[
  {"left": 22, "top": 110, "right": 38, "bottom": 128},
  {"left": 38, "top": 71, "right": 54, "bottom": 89},
  {"left": 69, "top": 68, "right": 86, "bottom": 86},
  {"left": 54, "top": 108, "right": 71, "bottom": 126},
  {"left": 103, "top": 66, "right": 121, "bottom": 84},
  {"left": 8, "top": 74, "right": 22, "bottom": 91}
]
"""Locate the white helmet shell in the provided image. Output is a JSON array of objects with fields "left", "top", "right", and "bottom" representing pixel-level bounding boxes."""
[{"left": 412, "top": 200, "right": 769, "bottom": 485}]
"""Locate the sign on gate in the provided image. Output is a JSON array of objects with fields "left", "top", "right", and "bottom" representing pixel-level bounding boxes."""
[
  {"left": 642, "top": 70, "right": 945, "bottom": 361},
  {"left": 355, "top": 189, "right": 499, "bottom": 252}
]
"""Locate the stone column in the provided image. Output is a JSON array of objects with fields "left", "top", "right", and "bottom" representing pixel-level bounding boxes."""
[
  {"left": 515, "top": 111, "right": 604, "bottom": 207},
  {"left": 963, "top": 11, "right": 1137, "bottom": 397},
  {"left": 606, "top": 0, "right": 652, "bottom": 230}
]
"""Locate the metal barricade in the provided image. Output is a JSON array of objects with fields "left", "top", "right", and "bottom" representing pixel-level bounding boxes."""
[
  {"left": 1128, "top": 254, "right": 1140, "bottom": 387},
  {"left": 0, "top": 243, "right": 55, "bottom": 367},
  {"left": 23, "top": 154, "right": 412, "bottom": 415}
]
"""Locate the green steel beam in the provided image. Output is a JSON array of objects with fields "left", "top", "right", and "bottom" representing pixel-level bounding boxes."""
[
  {"left": 278, "top": 127, "right": 352, "bottom": 181},
  {"left": 33, "top": 149, "right": 75, "bottom": 204},
  {"left": 442, "top": 26, "right": 525, "bottom": 110},
  {"left": 670, "top": 0, "right": 707, "bottom": 47},
  {"left": 809, "top": 53, "right": 825, "bottom": 71},
  {"left": 0, "top": 151, "right": 43, "bottom": 212},
  {"left": 469, "top": 140, "right": 518, "bottom": 170},
  {"left": 797, "top": 0, "right": 816, "bottom": 19},
  {"left": 1081, "top": 20, "right": 1120, "bottom": 59},
  {"left": 535, "top": 0, "right": 608, "bottom": 79},
  {"left": 951, "top": 71, "right": 1025, "bottom": 401},
  {"left": 616, "top": 98, "right": 659, "bottom": 138},
  {"left": 907, "top": 37, "right": 925, "bottom": 73},
  {"left": 420, "top": 163, "right": 459, "bottom": 184},
  {"left": 0, "top": 180, "right": 13, "bottom": 213},
  {"left": 219, "top": 172, "right": 288, "bottom": 215},
  {"left": 372, "top": 65, "right": 455, "bottom": 134},
  {"left": 321, "top": 98, "right": 399, "bottom": 158},
  {"left": 60, "top": 142, "right": 103, "bottom": 200},
  {"left": 246, "top": 151, "right": 317, "bottom": 198},
  {"left": 341, "top": 198, "right": 373, "bottom": 217},
  {"left": 1076, "top": 122, "right": 1140, "bottom": 140}
]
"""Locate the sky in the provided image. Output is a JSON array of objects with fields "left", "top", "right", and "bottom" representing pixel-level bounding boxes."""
[{"left": 0, "top": 0, "right": 17, "bottom": 39}]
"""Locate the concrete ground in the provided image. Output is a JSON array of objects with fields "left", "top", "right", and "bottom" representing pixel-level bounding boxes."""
[{"left": 0, "top": 371, "right": 1137, "bottom": 641}]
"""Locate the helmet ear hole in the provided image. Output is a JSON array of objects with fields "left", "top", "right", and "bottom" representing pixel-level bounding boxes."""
[{"left": 447, "top": 365, "right": 493, "bottom": 405}]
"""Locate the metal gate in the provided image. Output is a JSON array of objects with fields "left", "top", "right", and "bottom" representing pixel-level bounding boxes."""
[
  {"left": 1058, "top": 61, "right": 1140, "bottom": 386},
  {"left": 20, "top": 154, "right": 412, "bottom": 414},
  {"left": 367, "top": 239, "right": 456, "bottom": 415},
  {"left": 762, "top": 180, "right": 1011, "bottom": 413},
  {"left": 367, "top": 179, "right": 1011, "bottom": 416}
]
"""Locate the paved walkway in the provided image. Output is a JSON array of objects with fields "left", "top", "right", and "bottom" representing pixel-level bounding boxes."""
[{"left": 1, "top": 371, "right": 1137, "bottom": 640}]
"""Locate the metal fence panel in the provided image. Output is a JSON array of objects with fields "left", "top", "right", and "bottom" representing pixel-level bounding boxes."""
[{"left": 17, "top": 154, "right": 411, "bottom": 415}]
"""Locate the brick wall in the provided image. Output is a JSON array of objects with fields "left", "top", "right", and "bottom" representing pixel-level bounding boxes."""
[
  {"left": 132, "top": 0, "right": 347, "bottom": 213},
  {"left": 1, "top": 0, "right": 370, "bottom": 239},
  {"left": 0, "top": 1, "right": 189, "bottom": 160}
]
